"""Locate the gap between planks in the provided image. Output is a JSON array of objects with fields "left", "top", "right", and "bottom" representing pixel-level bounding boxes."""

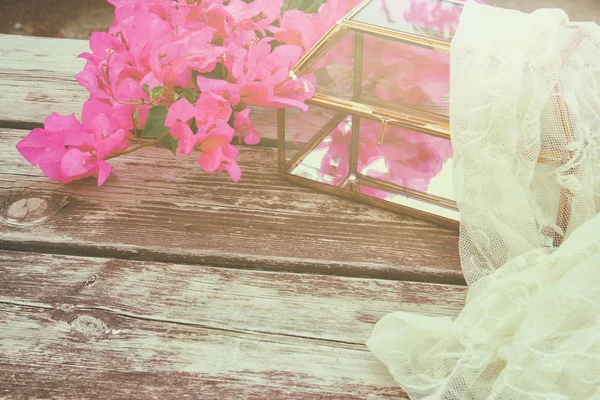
[{"left": 0, "top": 244, "right": 466, "bottom": 286}]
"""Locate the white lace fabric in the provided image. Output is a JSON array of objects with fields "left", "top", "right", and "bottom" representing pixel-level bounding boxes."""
[{"left": 367, "top": 2, "right": 600, "bottom": 399}]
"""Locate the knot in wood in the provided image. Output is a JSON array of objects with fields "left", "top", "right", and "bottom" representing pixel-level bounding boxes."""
[
  {"left": 70, "top": 315, "right": 109, "bottom": 338},
  {"left": 1, "top": 191, "right": 70, "bottom": 227},
  {"left": 84, "top": 275, "right": 98, "bottom": 287},
  {"left": 59, "top": 304, "right": 76, "bottom": 313}
]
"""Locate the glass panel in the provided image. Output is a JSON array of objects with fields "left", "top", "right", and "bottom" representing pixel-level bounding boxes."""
[
  {"left": 358, "top": 185, "right": 460, "bottom": 222},
  {"left": 304, "top": 30, "right": 357, "bottom": 102},
  {"left": 282, "top": 103, "right": 456, "bottom": 222},
  {"left": 351, "top": 0, "right": 464, "bottom": 41},
  {"left": 283, "top": 104, "right": 351, "bottom": 186},
  {"left": 360, "top": 34, "right": 451, "bottom": 116},
  {"left": 356, "top": 119, "right": 455, "bottom": 201}
]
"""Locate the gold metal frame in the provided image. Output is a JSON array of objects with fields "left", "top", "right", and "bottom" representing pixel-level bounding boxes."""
[
  {"left": 279, "top": 0, "right": 462, "bottom": 229},
  {"left": 343, "top": 20, "right": 451, "bottom": 53},
  {"left": 308, "top": 94, "right": 450, "bottom": 140}
]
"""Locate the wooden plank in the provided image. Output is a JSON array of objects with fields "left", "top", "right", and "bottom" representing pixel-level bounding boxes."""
[
  {"left": 0, "top": 35, "right": 87, "bottom": 125},
  {"left": 0, "top": 129, "right": 462, "bottom": 283},
  {"left": 0, "top": 250, "right": 467, "bottom": 399},
  {"left": 0, "top": 34, "right": 277, "bottom": 142},
  {"left": 1, "top": 304, "right": 403, "bottom": 400},
  {"left": 0, "top": 251, "right": 466, "bottom": 344}
]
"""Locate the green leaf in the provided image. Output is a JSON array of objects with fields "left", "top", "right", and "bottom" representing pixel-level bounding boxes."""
[
  {"left": 175, "top": 88, "right": 198, "bottom": 104},
  {"left": 151, "top": 86, "right": 164, "bottom": 100},
  {"left": 160, "top": 134, "right": 179, "bottom": 156},
  {"left": 206, "top": 63, "right": 225, "bottom": 80},
  {"left": 142, "top": 84, "right": 151, "bottom": 99},
  {"left": 133, "top": 107, "right": 141, "bottom": 127},
  {"left": 142, "top": 106, "right": 169, "bottom": 139},
  {"left": 282, "top": 0, "right": 324, "bottom": 12}
]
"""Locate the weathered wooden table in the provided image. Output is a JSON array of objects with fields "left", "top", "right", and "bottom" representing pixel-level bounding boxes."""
[{"left": 0, "top": 34, "right": 465, "bottom": 399}]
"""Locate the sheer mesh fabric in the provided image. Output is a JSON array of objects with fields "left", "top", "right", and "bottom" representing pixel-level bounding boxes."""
[{"left": 367, "top": 2, "right": 600, "bottom": 399}]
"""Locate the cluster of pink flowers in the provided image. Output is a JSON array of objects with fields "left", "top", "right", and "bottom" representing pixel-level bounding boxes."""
[
  {"left": 17, "top": 0, "right": 329, "bottom": 185},
  {"left": 17, "top": 0, "right": 481, "bottom": 195}
]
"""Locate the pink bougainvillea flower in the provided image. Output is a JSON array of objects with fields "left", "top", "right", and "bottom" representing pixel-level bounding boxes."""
[
  {"left": 174, "top": 28, "right": 225, "bottom": 74},
  {"left": 112, "top": 9, "right": 172, "bottom": 63},
  {"left": 203, "top": 3, "right": 235, "bottom": 38},
  {"left": 113, "top": 76, "right": 147, "bottom": 104},
  {"left": 165, "top": 98, "right": 196, "bottom": 127},
  {"left": 239, "top": 81, "right": 273, "bottom": 108},
  {"left": 59, "top": 148, "right": 100, "bottom": 184},
  {"left": 16, "top": 111, "right": 131, "bottom": 186},
  {"left": 273, "top": 10, "right": 320, "bottom": 51},
  {"left": 233, "top": 109, "right": 260, "bottom": 145},
  {"left": 16, "top": 113, "right": 86, "bottom": 182},
  {"left": 195, "top": 92, "right": 232, "bottom": 129},
  {"left": 60, "top": 126, "right": 127, "bottom": 186},
  {"left": 224, "top": 38, "right": 272, "bottom": 82},
  {"left": 264, "top": 44, "right": 303, "bottom": 73},
  {"left": 225, "top": 42, "right": 313, "bottom": 110},
  {"left": 60, "top": 113, "right": 129, "bottom": 186},
  {"left": 148, "top": 27, "right": 223, "bottom": 91},
  {"left": 164, "top": 98, "right": 198, "bottom": 156},
  {"left": 82, "top": 98, "right": 144, "bottom": 137},
  {"left": 19, "top": 0, "right": 351, "bottom": 186},
  {"left": 230, "top": 0, "right": 283, "bottom": 32},
  {"left": 270, "top": 76, "right": 315, "bottom": 111},
  {"left": 170, "top": 121, "right": 197, "bottom": 156},
  {"left": 197, "top": 120, "right": 241, "bottom": 182},
  {"left": 75, "top": 61, "right": 109, "bottom": 101},
  {"left": 196, "top": 76, "right": 241, "bottom": 105}
]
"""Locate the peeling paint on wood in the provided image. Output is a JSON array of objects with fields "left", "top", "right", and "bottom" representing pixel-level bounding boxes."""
[
  {"left": 0, "top": 251, "right": 466, "bottom": 345},
  {"left": 0, "top": 250, "right": 466, "bottom": 399},
  {"left": 0, "top": 305, "right": 405, "bottom": 399}
]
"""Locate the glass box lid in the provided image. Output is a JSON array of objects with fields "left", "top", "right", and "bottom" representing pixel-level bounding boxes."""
[
  {"left": 348, "top": 0, "right": 465, "bottom": 43},
  {"left": 292, "top": 0, "right": 468, "bottom": 119}
]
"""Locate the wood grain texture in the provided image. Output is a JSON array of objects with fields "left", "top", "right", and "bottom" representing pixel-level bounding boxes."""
[
  {"left": 0, "top": 35, "right": 87, "bottom": 126},
  {"left": 0, "top": 250, "right": 467, "bottom": 399},
  {"left": 0, "top": 34, "right": 276, "bottom": 142},
  {"left": 0, "top": 251, "right": 466, "bottom": 344},
  {"left": 1, "top": 304, "right": 402, "bottom": 400},
  {"left": 0, "top": 129, "right": 462, "bottom": 284}
]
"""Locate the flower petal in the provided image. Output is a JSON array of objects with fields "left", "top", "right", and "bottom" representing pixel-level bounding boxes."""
[
  {"left": 165, "top": 98, "right": 197, "bottom": 128},
  {"left": 97, "top": 160, "right": 113, "bottom": 186}
]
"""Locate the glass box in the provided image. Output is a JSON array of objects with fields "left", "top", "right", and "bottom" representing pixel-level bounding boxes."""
[{"left": 278, "top": 0, "right": 465, "bottom": 227}]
